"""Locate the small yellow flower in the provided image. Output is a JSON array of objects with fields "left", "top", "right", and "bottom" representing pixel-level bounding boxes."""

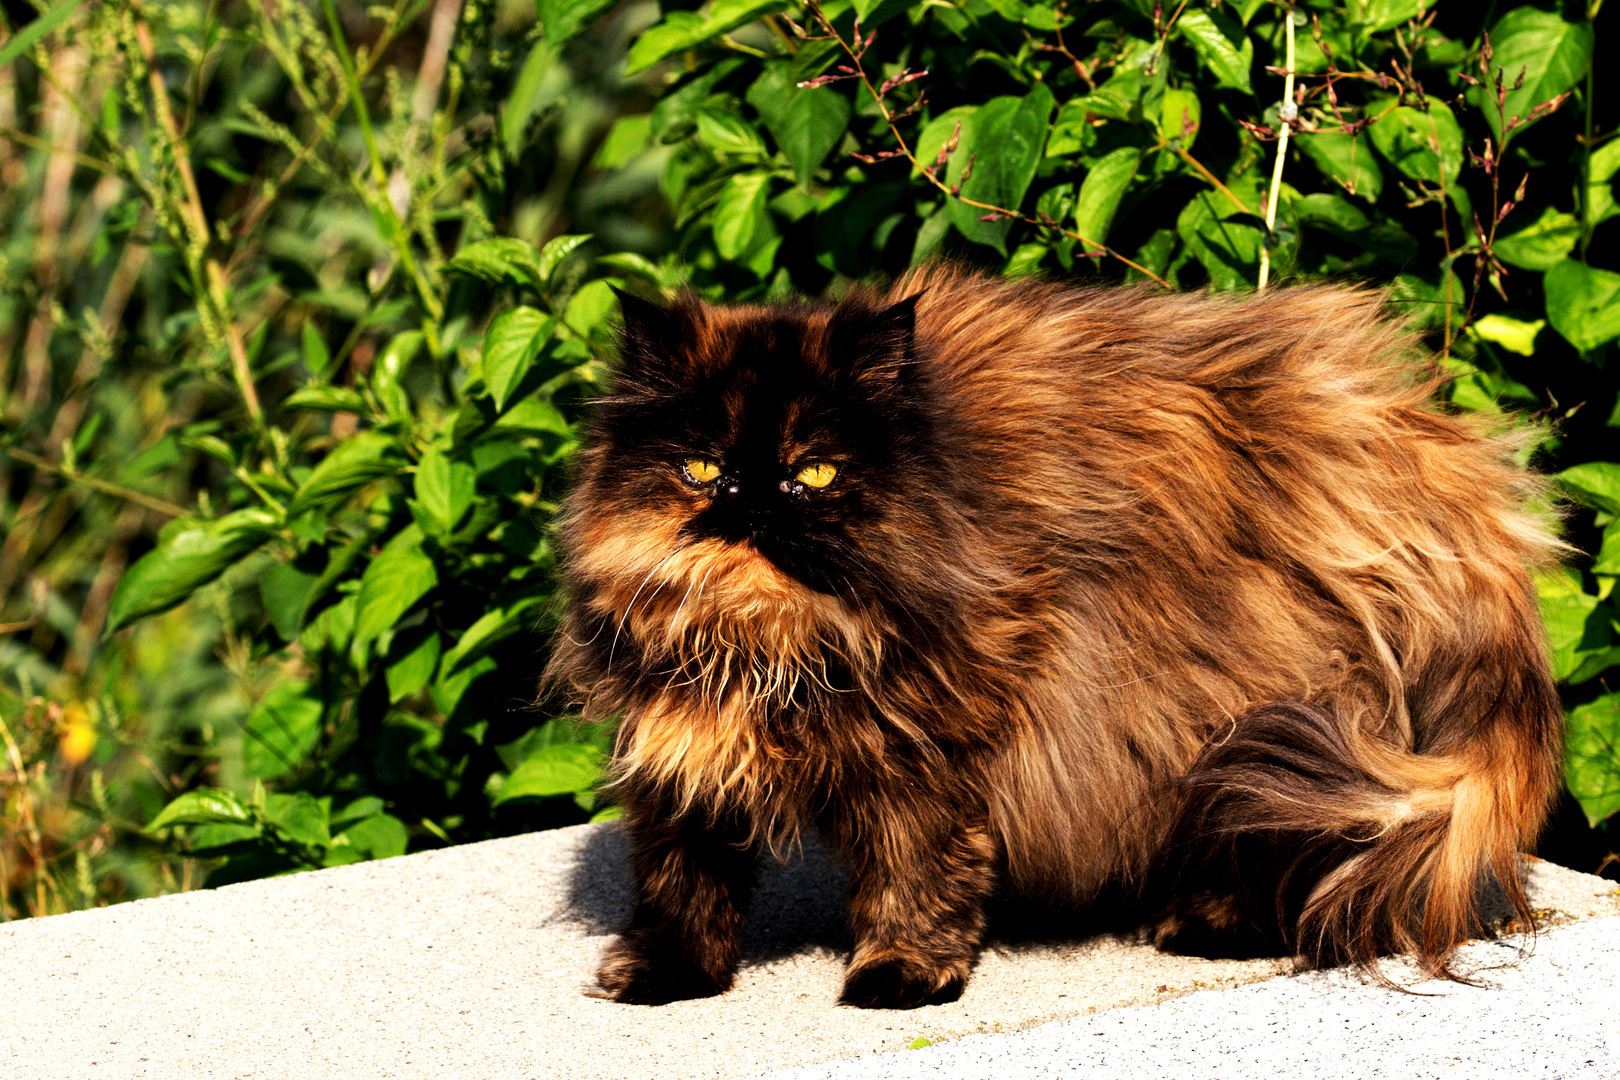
[{"left": 57, "top": 701, "right": 96, "bottom": 767}]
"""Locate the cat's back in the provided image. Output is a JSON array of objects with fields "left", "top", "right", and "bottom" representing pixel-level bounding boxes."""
[{"left": 894, "top": 266, "right": 1547, "bottom": 579}]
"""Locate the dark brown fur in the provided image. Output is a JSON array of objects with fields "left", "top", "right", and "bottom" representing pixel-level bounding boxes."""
[{"left": 549, "top": 266, "right": 1564, "bottom": 1008}]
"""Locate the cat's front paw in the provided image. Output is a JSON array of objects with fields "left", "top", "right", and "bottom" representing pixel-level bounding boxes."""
[
  {"left": 839, "top": 956, "right": 966, "bottom": 1009},
  {"left": 594, "top": 936, "right": 733, "bottom": 1005}
]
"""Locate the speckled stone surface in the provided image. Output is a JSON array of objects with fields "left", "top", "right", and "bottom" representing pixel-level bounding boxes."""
[{"left": 0, "top": 822, "right": 1613, "bottom": 1079}]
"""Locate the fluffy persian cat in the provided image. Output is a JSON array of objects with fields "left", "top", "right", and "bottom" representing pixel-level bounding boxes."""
[{"left": 549, "top": 265, "right": 1562, "bottom": 1009}]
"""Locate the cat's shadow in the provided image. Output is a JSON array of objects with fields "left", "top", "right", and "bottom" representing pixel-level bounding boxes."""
[{"left": 563, "top": 823, "right": 1140, "bottom": 965}]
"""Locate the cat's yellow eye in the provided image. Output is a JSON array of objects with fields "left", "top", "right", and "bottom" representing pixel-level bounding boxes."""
[
  {"left": 683, "top": 458, "right": 722, "bottom": 484},
  {"left": 796, "top": 462, "right": 838, "bottom": 489}
]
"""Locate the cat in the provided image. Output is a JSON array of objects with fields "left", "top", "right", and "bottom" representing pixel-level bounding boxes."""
[{"left": 547, "top": 264, "right": 1564, "bottom": 1009}]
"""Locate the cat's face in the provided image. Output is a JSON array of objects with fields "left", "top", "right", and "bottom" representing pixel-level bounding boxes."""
[{"left": 580, "top": 292, "right": 929, "bottom": 602}]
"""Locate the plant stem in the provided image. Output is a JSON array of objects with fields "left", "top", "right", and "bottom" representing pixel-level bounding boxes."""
[
  {"left": 0, "top": 447, "right": 188, "bottom": 518},
  {"left": 1258, "top": 8, "right": 1296, "bottom": 290}
]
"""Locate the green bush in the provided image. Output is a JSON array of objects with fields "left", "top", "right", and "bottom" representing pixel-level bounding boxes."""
[{"left": 0, "top": 0, "right": 1616, "bottom": 912}]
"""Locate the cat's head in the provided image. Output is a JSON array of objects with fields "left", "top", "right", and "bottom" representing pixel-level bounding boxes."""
[{"left": 556, "top": 287, "right": 949, "bottom": 693}]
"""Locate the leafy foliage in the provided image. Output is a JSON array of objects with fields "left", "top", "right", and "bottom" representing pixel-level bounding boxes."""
[{"left": 2, "top": 0, "right": 1618, "bottom": 915}]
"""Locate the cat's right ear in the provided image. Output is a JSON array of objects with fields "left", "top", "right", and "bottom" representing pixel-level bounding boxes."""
[{"left": 612, "top": 287, "right": 690, "bottom": 383}]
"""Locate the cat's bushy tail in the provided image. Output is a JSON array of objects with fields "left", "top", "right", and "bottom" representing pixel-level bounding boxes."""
[{"left": 1170, "top": 595, "right": 1564, "bottom": 982}]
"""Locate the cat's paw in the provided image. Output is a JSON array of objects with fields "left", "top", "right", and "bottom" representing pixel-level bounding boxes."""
[
  {"left": 593, "top": 937, "right": 732, "bottom": 1005},
  {"left": 839, "top": 957, "right": 966, "bottom": 1009}
]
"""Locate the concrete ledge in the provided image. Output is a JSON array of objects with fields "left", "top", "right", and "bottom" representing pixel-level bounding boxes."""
[{"left": 1, "top": 822, "right": 1615, "bottom": 1079}]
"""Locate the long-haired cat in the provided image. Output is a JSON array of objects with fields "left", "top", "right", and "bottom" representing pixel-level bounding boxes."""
[{"left": 548, "top": 265, "right": 1563, "bottom": 1009}]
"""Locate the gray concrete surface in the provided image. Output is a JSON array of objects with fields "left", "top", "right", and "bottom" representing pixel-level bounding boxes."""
[
  {"left": 0, "top": 821, "right": 1614, "bottom": 1079},
  {"left": 758, "top": 915, "right": 1620, "bottom": 1079}
]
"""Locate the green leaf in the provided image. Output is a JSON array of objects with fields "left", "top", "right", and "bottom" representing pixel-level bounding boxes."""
[
  {"left": 1470, "top": 9, "right": 1593, "bottom": 143},
  {"left": 696, "top": 108, "right": 770, "bottom": 160},
  {"left": 536, "top": 233, "right": 594, "bottom": 285},
  {"left": 444, "top": 238, "right": 545, "bottom": 291},
  {"left": 371, "top": 331, "right": 422, "bottom": 422},
  {"left": 432, "top": 654, "right": 497, "bottom": 717},
  {"left": 144, "top": 789, "right": 254, "bottom": 833},
  {"left": 301, "top": 322, "right": 331, "bottom": 379},
  {"left": 502, "top": 40, "right": 564, "bottom": 157},
  {"left": 1593, "top": 521, "right": 1620, "bottom": 577},
  {"left": 1468, "top": 314, "right": 1544, "bottom": 357},
  {"left": 1556, "top": 462, "right": 1620, "bottom": 516},
  {"left": 593, "top": 115, "right": 652, "bottom": 170},
  {"left": 1292, "top": 194, "right": 1417, "bottom": 266},
  {"left": 565, "top": 279, "right": 621, "bottom": 339},
  {"left": 624, "top": 0, "right": 785, "bottom": 75},
  {"left": 1367, "top": 100, "right": 1463, "bottom": 187},
  {"left": 260, "top": 563, "right": 318, "bottom": 642},
  {"left": 1566, "top": 693, "right": 1620, "bottom": 827},
  {"left": 1296, "top": 132, "right": 1382, "bottom": 204},
  {"left": 1176, "top": 191, "right": 1262, "bottom": 291},
  {"left": 287, "top": 432, "right": 405, "bottom": 517},
  {"left": 494, "top": 396, "right": 572, "bottom": 436},
  {"left": 493, "top": 743, "right": 605, "bottom": 803},
  {"left": 1072, "top": 147, "right": 1141, "bottom": 254},
  {"left": 337, "top": 812, "right": 409, "bottom": 859},
  {"left": 351, "top": 544, "right": 438, "bottom": 667},
  {"left": 107, "top": 509, "right": 280, "bottom": 632},
  {"left": 386, "top": 630, "right": 442, "bottom": 703},
  {"left": 481, "top": 307, "right": 555, "bottom": 411},
  {"left": 242, "top": 681, "right": 324, "bottom": 780},
  {"left": 282, "top": 385, "right": 368, "bottom": 413},
  {"left": 265, "top": 792, "right": 330, "bottom": 851},
  {"left": 913, "top": 106, "right": 977, "bottom": 176},
  {"left": 1157, "top": 88, "right": 1201, "bottom": 151},
  {"left": 440, "top": 596, "right": 545, "bottom": 675},
  {"left": 1389, "top": 271, "right": 1465, "bottom": 332},
  {"left": 1346, "top": 0, "right": 1424, "bottom": 33},
  {"left": 1493, "top": 207, "right": 1580, "bottom": 271},
  {"left": 1586, "top": 140, "right": 1620, "bottom": 231},
  {"left": 747, "top": 64, "right": 852, "bottom": 188},
  {"left": 948, "top": 84, "right": 1054, "bottom": 254},
  {"left": 713, "top": 171, "right": 772, "bottom": 260},
  {"left": 1175, "top": 10, "right": 1253, "bottom": 95},
  {"left": 1536, "top": 568, "right": 1614, "bottom": 683},
  {"left": 333, "top": 797, "right": 387, "bottom": 828},
  {"left": 537, "top": 0, "right": 619, "bottom": 44},
  {"left": 413, "top": 445, "right": 476, "bottom": 534},
  {"left": 0, "top": 0, "right": 85, "bottom": 68},
  {"left": 1544, "top": 259, "right": 1620, "bottom": 353}
]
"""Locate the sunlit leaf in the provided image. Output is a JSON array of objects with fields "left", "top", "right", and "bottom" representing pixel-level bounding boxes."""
[
  {"left": 1367, "top": 100, "right": 1463, "bottom": 186},
  {"left": 351, "top": 543, "right": 438, "bottom": 667},
  {"left": 145, "top": 789, "right": 254, "bottom": 833},
  {"left": 493, "top": 743, "right": 605, "bottom": 803},
  {"left": 713, "top": 171, "right": 772, "bottom": 260},
  {"left": 481, "top": 307, "right": 555, "bottom": 411},
  {"left": 1544, "top": 259, "right": 1620, "bottom": 353},
  {"left": 243, "top": 681, "right": 324, "bottom": 780},
  {"left": 1072, "top": 147, "right": 1140, "bottom": 254},
  {"left": 1469, "top": 8, "right": 1593, "bottom": 142},
  {"left": 948, "top": 84, "right": 1054, "bottom": 254},
  {"left": 108, "top": 509, "right": 280, "bottom": 632},
  {"left": 444, "top": 238, "right": 545, "bottom": 291},
  {"left": 1566, "top": 694, "right": 1620, "bottom": 827},
  {"left": 1493, "top": 207, "right": 1580, "bottom": 271},
  {"left": 1175, "top": 10, "right": 1253, "bottom": 95},
  {"left": 286, "top": 432, "right": 405, "bottom": 517}
]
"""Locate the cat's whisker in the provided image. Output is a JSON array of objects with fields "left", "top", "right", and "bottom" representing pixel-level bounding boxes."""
[{"left": 608, "top": 544, "right": 689, "bottom": 672}]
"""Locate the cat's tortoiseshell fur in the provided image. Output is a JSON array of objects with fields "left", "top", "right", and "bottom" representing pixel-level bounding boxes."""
[{"left": 549, "top": 266, "right": 1564, "bottom": 1009}]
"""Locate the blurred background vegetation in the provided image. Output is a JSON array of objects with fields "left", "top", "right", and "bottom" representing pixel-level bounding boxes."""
[{"left": 0, "top": 0, "right": 1615, "bottom": 919}]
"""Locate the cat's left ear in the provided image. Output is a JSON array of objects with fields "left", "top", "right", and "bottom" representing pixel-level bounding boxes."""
[{"left": 829, "top": 294, "right": 920, "bottom": 386}]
